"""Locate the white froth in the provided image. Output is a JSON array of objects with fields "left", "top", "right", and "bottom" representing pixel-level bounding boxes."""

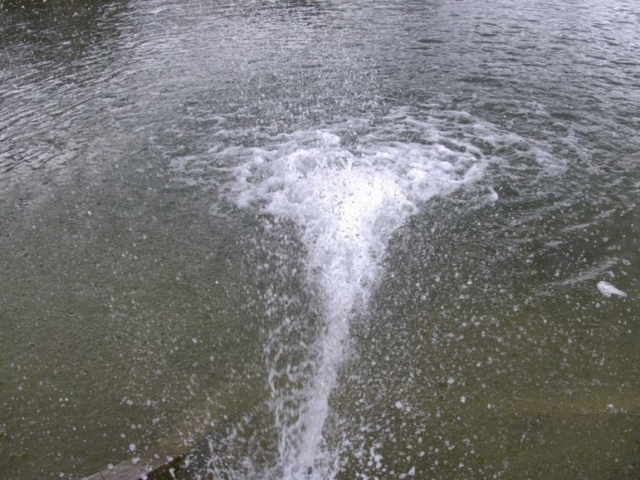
[
  {"left": 173, "top": 106, "right": 570, "bottom": 478},
  {"left": 224, "top": 127, "right": 484, "bottom": 478},
  {"left": 597, "top": 281, "right": 627, "bottom": 298}
]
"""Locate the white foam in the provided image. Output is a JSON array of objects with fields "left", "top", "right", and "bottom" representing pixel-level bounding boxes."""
[
  {"left": 186, "top": 106, "right": 570, "bottom": 477},
  {"left": 222, "top": 123, "right": 484, "bottom": 478},
  {"left": 597, "top": 281, "right": 627, "bottom": 298}
]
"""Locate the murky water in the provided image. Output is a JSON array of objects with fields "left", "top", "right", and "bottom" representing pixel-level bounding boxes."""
[{"left": 1, "top": 0, "right": 640, "bottom": 478}]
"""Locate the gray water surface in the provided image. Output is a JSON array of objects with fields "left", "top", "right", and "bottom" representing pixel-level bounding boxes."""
[{"left": 1, "top": 0, "right": 640, "bottom": 478}]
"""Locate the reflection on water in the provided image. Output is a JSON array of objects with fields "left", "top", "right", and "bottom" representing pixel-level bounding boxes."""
[
  {"left": 0, "top": 0, "right": 134, "bottom": 201},
  {"left": 1, "top": 0, "right": 640, "bottom": 478}
]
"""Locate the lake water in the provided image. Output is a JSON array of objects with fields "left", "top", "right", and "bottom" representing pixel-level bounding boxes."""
[{"left": 1, "top": 0, "right": 640, "bottom": 478}]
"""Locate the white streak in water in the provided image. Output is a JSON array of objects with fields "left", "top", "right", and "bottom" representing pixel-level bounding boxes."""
[{"left": 226, "top": 127, "right": 484, "bottom": 478}]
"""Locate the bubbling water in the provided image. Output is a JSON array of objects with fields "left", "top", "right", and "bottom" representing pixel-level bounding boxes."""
[{"left": 222, "top": 121, "right": 485, "bottom": 478}]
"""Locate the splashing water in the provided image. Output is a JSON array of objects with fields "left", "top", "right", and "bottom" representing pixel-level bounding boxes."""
[{"left": 219, "top": 116, "right": 486, "bottom": 478}]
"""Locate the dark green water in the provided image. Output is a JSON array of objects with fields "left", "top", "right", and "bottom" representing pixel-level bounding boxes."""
[{"left": 1, "top": 0, "right": 640, "bottom": 478}]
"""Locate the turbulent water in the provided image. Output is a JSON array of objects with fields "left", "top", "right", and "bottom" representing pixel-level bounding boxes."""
[{"left": 1, "top": 0, "right": 640, "bottom": 479}]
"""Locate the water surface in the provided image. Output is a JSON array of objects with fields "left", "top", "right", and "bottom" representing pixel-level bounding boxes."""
[{"left": 1, "top": 0, "right": 640, "bottom": 478}]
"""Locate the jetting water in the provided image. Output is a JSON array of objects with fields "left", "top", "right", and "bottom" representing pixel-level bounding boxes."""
[{"left": 1, "top": 0, "right": 640, "bottom": 478}]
